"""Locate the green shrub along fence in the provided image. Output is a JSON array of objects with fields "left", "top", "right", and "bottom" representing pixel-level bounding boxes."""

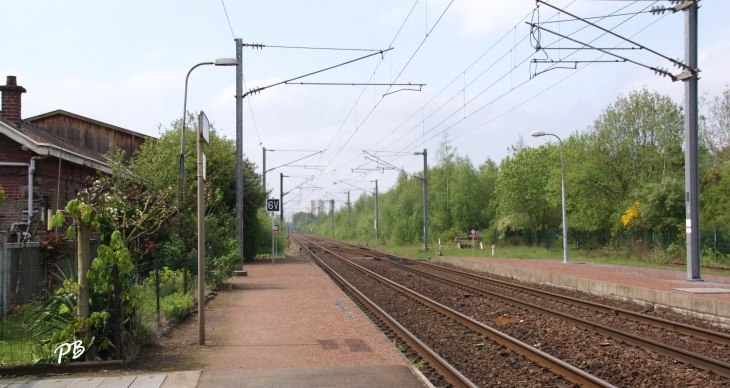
[
  {"left": 480, "top": 228, "right": 730, "bottom": 255},
  {"left": 0, "top": 250, "right": 199, "bottom": 367}
]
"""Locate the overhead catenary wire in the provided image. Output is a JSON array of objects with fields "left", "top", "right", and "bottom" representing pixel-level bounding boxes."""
[
  {"left": 346, "top": 0, "right": 663, "bottom": 185},
  {"left": 220, "top": 0, "right": 236, "bottom": 40},
  {"left": 242, "top": 44, "right": 384, "bottom": 52},
  {"left": 317, "top": 0, "right": 455, "bottom": 177},
  {"left": 315, "top": 4, "right": 559, "bottom": 186}
]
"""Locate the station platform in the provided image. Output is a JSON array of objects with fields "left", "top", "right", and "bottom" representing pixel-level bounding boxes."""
[
  {"left": 1, "top": 255, "right": 429, "bottom": 388},
  {"left": 434, "top": 255, "right": 730, "bottom": 324}
]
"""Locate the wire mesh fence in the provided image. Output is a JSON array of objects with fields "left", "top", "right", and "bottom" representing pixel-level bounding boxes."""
[
  {"left": 0, "top": 235, "right": 199, "bottom": 367},
  {"left": 481, "top": 227, "right": 730, "bottom": 256}
]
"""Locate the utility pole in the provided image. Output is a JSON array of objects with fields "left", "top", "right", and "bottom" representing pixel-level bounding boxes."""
[
  {"left": 374, "top": 180, "right": 379, "bottom": 240},
  {"left": 280, "top": 173, "right": 284, "bottom": 223},
  {"left": 418, "top": 149, "right": 429, "bottom": 250},
  {"left": 684, "top": 1, "right": 701, "bottom": 281},
  {"left": 347, "top": 191, "right": 350, "bottom": 226},
  {"left": 235, "top": 38, "right": 244, "bottom": 261},
  {"left": 262, "top": 147, "right": 266, "bottom": 202},
  {"left": 331, "top": 199, "right": 334, "bottom": 230}
]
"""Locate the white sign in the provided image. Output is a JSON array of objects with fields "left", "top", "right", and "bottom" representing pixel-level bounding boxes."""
[
  {"left": 54, "top": 340, "right": 85, "bottom": 363},
  {"left": 199, "top": 111, "right": 210, "bottom": 144},
  {"left": 203, "top": 153, "right": 207, "bottom": 182}
]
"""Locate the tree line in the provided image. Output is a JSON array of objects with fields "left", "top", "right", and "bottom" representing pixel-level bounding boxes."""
[{"left": 296, "top": 87, "right": 730, "bottom": 253}]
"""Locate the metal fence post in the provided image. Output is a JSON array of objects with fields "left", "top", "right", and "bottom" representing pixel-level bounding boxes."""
[
  {"left": 113, "top": 264, "right": 121, "bottom": 360},
  {"left": 155, "top": 255, "right": 161, "bottom": 327},
  {"left": 183, "top": 251, "right": 188, "bottom": 294}
]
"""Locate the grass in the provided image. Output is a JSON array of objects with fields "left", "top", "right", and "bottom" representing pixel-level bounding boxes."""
[{"left": 0, "top": 301, "right": 52, "bottom": 366}]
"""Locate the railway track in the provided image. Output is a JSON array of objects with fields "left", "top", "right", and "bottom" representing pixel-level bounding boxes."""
[
  {"left": 295, "top": 234, "right": 730, "bottom": 386},
  {"left": 293, "top": 234, "right": 615, "bottom": 387},
  {"left": 308, "top": 235, "right": 730, "bottom": 345}
]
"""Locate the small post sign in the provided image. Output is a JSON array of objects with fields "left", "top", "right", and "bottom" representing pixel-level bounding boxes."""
[
  {"left": 469, "top": 228, "right": 477, "bottom": 257},
  {"left": 267, "top": 199, "right": 280, "bottom": 212},
  {"left": 274, "top": 224, "right": 280, "bottom": 235},
  {"left": 199, "top": 111, "right": 210, "bottom": 144}
]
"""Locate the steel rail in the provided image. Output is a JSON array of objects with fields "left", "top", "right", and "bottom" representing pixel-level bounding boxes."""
[
  {"left": 301, "top": 235, "right": 730, "bottom": 380},
  {"left": 371, "top": 255, "right": 730, "bottom": 380},
  {"left": 295, "top": 234, "right": 615, "bottom": 388},
  {"left": 311, "top": 235, "right": 730, "bottom": 347},
  {"left": 409, "top": 257, "right": 730, "bottom": 346},
  {"left": 292, "top": 235, "right": 476, "bottom": 388}
]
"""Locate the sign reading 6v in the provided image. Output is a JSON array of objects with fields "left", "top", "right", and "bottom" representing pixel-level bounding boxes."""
[{"left": 266, "top": 199, "right": 280, "bottom": 212}]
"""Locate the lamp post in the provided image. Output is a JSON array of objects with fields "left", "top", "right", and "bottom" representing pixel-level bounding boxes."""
[
  {"left": 531, "top": 131, "right": 568, "bottom": 264},
  {"left": 178, "top": 58, "right": 238, "bottom": 254},
  {"left": 177, "top": 58, "right": 237, "bottom": 347}
]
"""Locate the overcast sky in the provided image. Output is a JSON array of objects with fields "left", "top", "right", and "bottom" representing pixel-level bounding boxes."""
[{"left": 3, "top": 0, "right": 726, "bottom": 216}]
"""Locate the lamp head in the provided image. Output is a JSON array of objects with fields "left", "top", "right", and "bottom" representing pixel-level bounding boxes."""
[
  {"left": 531, "top": 131, "right": 546, "bottom": 137},
  {"left": 214, "top": 58, "right": 239, "bottom": 66}
]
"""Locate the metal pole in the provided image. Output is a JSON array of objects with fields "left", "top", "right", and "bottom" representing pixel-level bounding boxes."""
[
  {"left": 262, "top": 147, "right": 266, "bottom": 202},
  {"left": 558, "top": 137, "right": 568, "bottom": 264},
  {"left": 113, "top": 264, "right": 121, "bottom": 360},
  {"left": 197, "top": 114, "right": 206, "bottom": 346},
  {"left": 235, "top": 38, "right": 245, "bottom": 263},
  {"left": 347, "top": 191, "right": 350, "bottom": 226},
  {"left": 375, "top": 180, "right": 379, "bottom": 240},
  {"left": 423, "top": 149, "right": 429, "bottom": 251},
  {"left": 331, "top": 199, "right": 334, "bottom": 230},
  {"left": 180, "top": 62, "right": 213, "bottom": 282},
  {"left": 684, "top": 3, "right": 701, "bottom": 281},
  {"left": 271, "top": 212, "right": 275, "bottom": 264},
  {"left": 155, "top": 256, "right": 161, "bottom": 328},
  {"left": 280, "top": 173, "right": 284, "bottom": 223}
]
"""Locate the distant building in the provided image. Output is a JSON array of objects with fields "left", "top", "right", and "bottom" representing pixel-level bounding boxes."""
[
  {"left": 304, "top": 199, "right": 331, "bottom": 216},
  {"left": 0, "top": 75, "right": 151, "bottom": 239}
]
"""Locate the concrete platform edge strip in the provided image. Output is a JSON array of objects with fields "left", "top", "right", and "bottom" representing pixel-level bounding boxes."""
[{"left": 435, "top": 257, "right": 730, "bottom": 325}]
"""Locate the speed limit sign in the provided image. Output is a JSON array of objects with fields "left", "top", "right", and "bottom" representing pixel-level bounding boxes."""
[{"left": 266, "top": 199, "right": 280, "bottom": 212}]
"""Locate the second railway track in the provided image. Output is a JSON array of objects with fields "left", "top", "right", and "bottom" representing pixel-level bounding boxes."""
[{"left": 295, "top": 234, "right": 730, "bottom": 387}]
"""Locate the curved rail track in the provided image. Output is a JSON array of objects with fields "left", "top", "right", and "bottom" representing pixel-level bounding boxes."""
[
  {"left": 296, "top": 234, "right": 730, "bottom": 385},
  {"left": 294, "top": 234, "right": 615, "bottom": 387}
]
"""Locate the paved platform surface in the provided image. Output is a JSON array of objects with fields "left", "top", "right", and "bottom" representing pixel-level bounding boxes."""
[
  {"left": 197, "top": 365, "right": 427, "bottom": 388},
  {"left": 199, "top": 256, "right": 408, "bottom": 370},
  {"left": 442, "top": 256, "right": 730, "bottom": 302},
  {"left": 0, "top": 374, "right": 167, "bottom": 388},
  {"left": 1, "top": 365, "right": 427, "bottom": 388}
]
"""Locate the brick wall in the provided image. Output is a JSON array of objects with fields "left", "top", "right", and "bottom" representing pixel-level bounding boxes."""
[{"left": 0, "top": 133, "right": 99, "bottom": 235}]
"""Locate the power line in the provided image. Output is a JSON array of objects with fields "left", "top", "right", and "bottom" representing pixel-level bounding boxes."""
[
  {"left": 319, "top": 0, "right": 455, "bottom": 175},
  {"left": 355, "top": 0, "right": 661, "bottom": 180},
  {"left": 220, "top": 0, "right": 236, "bottom": 40},
  {"left": 242, "top": 72, "right": 263, "bottom": 146},
  {"left": 242, "top": 43, "right": 384, "bottom": 52}
]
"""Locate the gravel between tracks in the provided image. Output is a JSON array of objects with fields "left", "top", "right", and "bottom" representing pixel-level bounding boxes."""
[
  {"left": 410, "top": 261, "right": 730, "bottom": 365},
  {"left": 352, "top": 256, "right": 729, "bottom": 387},
  {"left": 316, "top": 250, "right": 583, "bottom": 387}
]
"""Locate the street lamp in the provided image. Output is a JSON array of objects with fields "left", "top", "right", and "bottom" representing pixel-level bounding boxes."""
[
  {"left": 531, "top": 131, "right": 568, "bottom": 264},
  {"left": 177, "top": 58, "right": 237, "bottom": 347},
  {"left": 177, "top": 58, "right": 238, "bottom": 245}
]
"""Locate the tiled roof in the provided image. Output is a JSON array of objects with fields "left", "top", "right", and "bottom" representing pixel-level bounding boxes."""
[{"left": 0, "top": 118, "right": 109, "bottom": 165}]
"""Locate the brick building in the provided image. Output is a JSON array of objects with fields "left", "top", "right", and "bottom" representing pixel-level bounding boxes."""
[{"left": 0, "top": 75, "right": 150, "bottom": 239}]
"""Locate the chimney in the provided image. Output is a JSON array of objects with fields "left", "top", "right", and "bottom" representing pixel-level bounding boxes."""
[{"left": 0, "top": 76, "right": 27, "bottom": 124}]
